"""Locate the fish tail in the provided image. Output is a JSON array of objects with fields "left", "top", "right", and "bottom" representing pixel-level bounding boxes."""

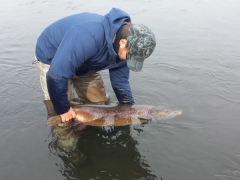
[
  {"left": 46, "top": 116, "right": 62, "bottom": 127},
  {"left": 43, "top": 100, "right": 62, "bottom": 127},
  {"left": 43, "top": 100, "right": 57, "bottom": 117}
]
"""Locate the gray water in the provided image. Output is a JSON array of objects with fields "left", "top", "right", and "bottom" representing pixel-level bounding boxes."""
[{"left": 1, "top": 0, "right": 240, "bottom": 179}]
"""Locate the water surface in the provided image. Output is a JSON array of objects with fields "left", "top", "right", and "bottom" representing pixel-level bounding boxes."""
[{"left": 0, "top": 0, "right": 240, "bottom": 179}]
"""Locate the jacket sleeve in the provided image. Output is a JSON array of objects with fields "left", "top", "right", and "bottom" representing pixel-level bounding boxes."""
[
  {"left": 47, "top": 26, "right": 98, "bottom": 114},
  {"left": 109, "top": 62, "right": 134, "bottom": 104}
]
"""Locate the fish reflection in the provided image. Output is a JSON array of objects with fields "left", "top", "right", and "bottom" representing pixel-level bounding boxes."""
[{"left": 48, "top": 125, "right": 161, "bottom": 179}]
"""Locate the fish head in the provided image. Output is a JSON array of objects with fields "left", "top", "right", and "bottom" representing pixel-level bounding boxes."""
[
  {"left": 149, "top": 108, "right": 182, "bottom": 120},
  {"left": 158, "top": 109, "right": 182, "bottom": 118}
]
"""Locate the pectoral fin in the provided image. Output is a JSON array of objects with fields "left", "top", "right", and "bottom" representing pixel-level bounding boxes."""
[
  {"left": 138, "top": 115, "right": 152, "bottom": 121},
  {"left": 135, "top": 115, "right": 152, "bottom": 124}
]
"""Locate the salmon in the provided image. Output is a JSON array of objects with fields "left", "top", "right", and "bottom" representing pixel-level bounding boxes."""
[{"left": 44, "top": 100, "right": 182, "bottom": 127}]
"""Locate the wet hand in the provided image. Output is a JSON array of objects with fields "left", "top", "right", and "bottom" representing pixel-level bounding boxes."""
[{"left": 60, "top": 107, "right": 76, "bottom": 122}]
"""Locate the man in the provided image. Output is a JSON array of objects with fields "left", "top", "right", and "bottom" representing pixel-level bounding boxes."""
[{"left": 35, "top": 7, "right": 156, "bottom": 124}]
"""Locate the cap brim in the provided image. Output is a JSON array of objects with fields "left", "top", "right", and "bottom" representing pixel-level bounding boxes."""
[{"left": 127, "top": 55, "right": 144, "bottom": 72}]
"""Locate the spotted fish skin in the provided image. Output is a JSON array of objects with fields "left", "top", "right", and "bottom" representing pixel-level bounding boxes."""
[{"left": 44, "top": 100, "right": 182, "bottom": 127}]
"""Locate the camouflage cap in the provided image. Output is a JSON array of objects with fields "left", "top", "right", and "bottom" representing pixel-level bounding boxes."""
[{"left": 126, "top": 24, "right": 156, "bottom": 72}]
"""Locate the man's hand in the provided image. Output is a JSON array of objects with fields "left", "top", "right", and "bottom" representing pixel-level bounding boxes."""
[{"left": 60, "top": 107, "right": 76, "bottom": 122}]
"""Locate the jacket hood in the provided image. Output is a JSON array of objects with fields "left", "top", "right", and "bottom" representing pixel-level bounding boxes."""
[{"left": 102, "top": 8, "right": 131, "bottom": 56}]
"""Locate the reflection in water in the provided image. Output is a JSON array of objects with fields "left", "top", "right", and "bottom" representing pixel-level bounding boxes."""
[{"left": 48, "top": 125, "right": 159, "bottom": 179}]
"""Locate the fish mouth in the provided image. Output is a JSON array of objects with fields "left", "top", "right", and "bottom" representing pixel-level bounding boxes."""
[{"left": 172, "top": 110, "right": 182, "bottom": 115}]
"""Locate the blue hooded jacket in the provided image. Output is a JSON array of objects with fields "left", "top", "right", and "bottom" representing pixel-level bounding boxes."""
[{"left": 35, "top": 8, "right": 134, "bottom": 114}]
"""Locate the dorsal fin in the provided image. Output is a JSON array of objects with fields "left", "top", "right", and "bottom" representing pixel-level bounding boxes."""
[{"left": 43, "top": 100, "right": 57, "bottom": 117}]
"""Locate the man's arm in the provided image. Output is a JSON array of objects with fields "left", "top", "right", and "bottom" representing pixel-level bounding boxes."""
[
  {"left": 109, "top": 63, "right": 135, "bottom": 104},
  {"left": 47, "top": 26, "right": 98, "bottom": 118}
]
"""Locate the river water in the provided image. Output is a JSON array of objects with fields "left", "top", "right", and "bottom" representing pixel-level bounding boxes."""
[{"left": 0, "top": 0, "right": 240, "bottom": 179}]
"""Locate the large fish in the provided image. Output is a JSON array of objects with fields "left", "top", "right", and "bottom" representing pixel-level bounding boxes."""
[{"left": 44, "top": 100, "right": 182, "bottom": 127}]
